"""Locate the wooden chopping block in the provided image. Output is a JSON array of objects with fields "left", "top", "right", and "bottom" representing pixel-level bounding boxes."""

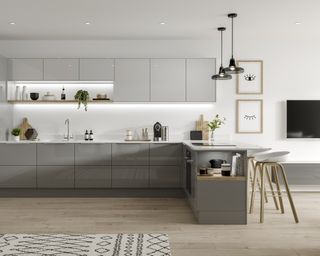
[
  {"left": 18, "top": 118, "right": 32, "bottom": 140},
  {"left": 195, "top": 115, "right": 209, "bottom": 140}
]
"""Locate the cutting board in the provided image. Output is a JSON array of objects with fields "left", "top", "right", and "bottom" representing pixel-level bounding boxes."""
[
  {"left": 18, "top": 118, "right": 32, "bottom": 140},
  {"left": 195, "top": 114, "right": 209, "bottom": 140}
]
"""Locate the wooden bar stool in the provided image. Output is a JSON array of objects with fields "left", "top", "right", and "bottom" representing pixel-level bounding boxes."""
[{"left": 249, "top": 151, "right": 299, "bottom": 223}]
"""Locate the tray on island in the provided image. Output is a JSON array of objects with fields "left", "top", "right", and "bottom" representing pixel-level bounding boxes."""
[{"left": 124, "top": 139, "right": 152, "bottom": 142}]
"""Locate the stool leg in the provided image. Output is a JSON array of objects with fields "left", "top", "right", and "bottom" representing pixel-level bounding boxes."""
[
  {"left": 255, "top": 161, "right": 268, "bottom": 203},
  {"left": 249, "top": 162, "right": 259, "bottom": 214},
  {"left": 273, "top": 166, "right": 284, "bottom": 214},
  {"left": 260, "top": 163, "right": 265, "bottom": 223},
  {"left": 278, "top": 164, "right": 299, "bottom": 223},
  {"left": 266, "top": 165, "right": 279, "bottom": 210}
]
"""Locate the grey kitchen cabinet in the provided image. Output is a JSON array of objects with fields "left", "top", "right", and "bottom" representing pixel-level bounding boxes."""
[
  {"left": 149, "top": 166, "right": 181, "bottom": 188},
  {"left": 0, "top": 166, "right": 36, "bottom": 188},
  {"left": 150, "top": 59, "right": 186, "bottom": 102},
  {"left": 112, "top": 144, "right": 149, "bottom": 166},
  {"left": 7, "top": 59, "right": 43, "bottom": 81},
  {"left": 75, "top": 144, "right": 111, "bottom": 166},
  {"left": 37, "top": 144, "right": 74, "bottom": 166},
  {"left": 75, "top": 166, "right": 111, "bottom": 188},
  {"left": 150, "top": 144, "right": 182, "bottom": 166},
  {"left": 37, "top": 166, "right": 75, "bottom": 188},
  {"left": 44, "top": 59, "right": 79, "bottom": 81},
  {"left": 114, "top": 59, "right": 150, "bottom": 102},
  {"left": 186, "top": 58, "right": 216, "bottom": 102},
  {"left": 80, "top": 59, "right": 114, "bottom": 81},
  {"left": 0, "top": 144, "right": 36, "bottom": 165},
  {"left": 112, "top": 166, "right": 149, "bottom": 188}
]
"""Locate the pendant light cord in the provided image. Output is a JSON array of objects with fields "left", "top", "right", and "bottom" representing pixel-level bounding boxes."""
[
  {"left": 231, "top": 17, "right": 234, "bottom": 58},
  {"left": 220, "top": 30, "right": 223, "bottom": 67}
]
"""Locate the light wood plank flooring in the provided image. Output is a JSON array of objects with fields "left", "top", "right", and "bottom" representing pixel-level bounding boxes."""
[{"left": 0, "top": 193, "right": 319, "bottom": 256}]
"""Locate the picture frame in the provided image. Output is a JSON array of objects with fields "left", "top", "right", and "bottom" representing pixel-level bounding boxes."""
[
  {"left": 236, "top": 99, "right": 263, "bottom": 133},
  {"left": 236, "top": 60, "right": 263, "bottom": 94}
]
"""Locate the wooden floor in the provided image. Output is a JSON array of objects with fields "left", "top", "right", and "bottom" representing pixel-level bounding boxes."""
[{"left": 0, "top": 193, "right": 319, "bottom": 256}]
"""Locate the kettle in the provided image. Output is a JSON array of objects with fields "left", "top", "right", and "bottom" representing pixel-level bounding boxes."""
[{"left": 209, "top": 159, "right": 227, "bottom": 168}]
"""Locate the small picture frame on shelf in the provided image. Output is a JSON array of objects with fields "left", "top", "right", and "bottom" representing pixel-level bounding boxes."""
[
  {"left": 236, "top": 60, "right": 263, "bottom": 94},
  {"left": 236, "top": 99, "right": 263, "bottom": 134}
]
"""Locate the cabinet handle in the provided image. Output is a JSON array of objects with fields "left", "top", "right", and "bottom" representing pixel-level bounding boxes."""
[{"left": 186, "top": 159, "right": 194, "bottom": 163}]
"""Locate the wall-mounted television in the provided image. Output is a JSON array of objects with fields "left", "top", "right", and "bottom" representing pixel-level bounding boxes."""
[{"left": 287, "top": 100, "right": 320, "bottom": 138}]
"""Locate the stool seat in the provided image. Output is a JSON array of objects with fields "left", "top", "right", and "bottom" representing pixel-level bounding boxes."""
[
  {"left": 254, "top": 151, "right": 289, "bottom": 162},
  {"left": 247, "top": 148, "right": 271, "bottom": 157}
]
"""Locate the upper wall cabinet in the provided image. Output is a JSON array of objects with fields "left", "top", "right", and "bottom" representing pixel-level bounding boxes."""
[
  {"left": 80, "top": 59, "right": 114, "bottom": 81},
  {"left": 7, "top": 59, "right": 43, "bottom": 81},
  {"left": 186, "top": 59, "right": 216, "bottom": 102},
  {"left": 114, "top": 59, "right": 150, "bottom": 102},
  {"left": 151, "top": 59, "right": 186, "bottom": 102},
  {"left": 44, "top": 59, "right": 79, "bottom": 81}
]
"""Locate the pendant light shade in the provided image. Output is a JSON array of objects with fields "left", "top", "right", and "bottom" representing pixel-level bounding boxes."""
[
  {"left": 212, "top": 27, "right": 232, "bottom": 80},
  {"left": 224, "top": 13, "right": 244, "bottom": 74}
]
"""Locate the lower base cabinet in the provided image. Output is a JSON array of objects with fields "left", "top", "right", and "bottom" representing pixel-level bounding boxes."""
[
  {"left": 37, "top": 166, "right": 74, "bottom": 188},
  {"left": 150, "top": 166, "right": 181, "bottom": 188},
  {"left": 75, "top": 166, "right": 111, "bottom": 188},
  {"left": 0, "top": 166, "right": 36, "bottom": 188},
  {"left": 112, "top": 166, "right": 149, "bottom": 188}
]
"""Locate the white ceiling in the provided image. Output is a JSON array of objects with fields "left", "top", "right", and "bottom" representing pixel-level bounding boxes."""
[{"left": 0, "top": 0, "right": 319, "bottom": 40}]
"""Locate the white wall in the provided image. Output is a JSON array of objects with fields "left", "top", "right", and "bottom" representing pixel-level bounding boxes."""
[{"left": 0, "top": 38, "right": 319, "bottom": 161}]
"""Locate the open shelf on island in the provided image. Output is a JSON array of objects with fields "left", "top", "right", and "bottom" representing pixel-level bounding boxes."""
[
  {"left": 197, "top": 175, "right": 246, "bottom": 181},
  {"left": 7, "top": 100, "right": 113, "bottom": 104}
]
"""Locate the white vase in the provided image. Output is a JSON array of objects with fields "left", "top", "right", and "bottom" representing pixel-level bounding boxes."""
[
  {"left": 15, "top": 86, "right": 21, "bottom": 101},
  {"left": 22, "top": 86, "right": 28, "bottom": 100},
  {"left": 209, "top": 130, "right": 215, "bottom": 142},
  {"left": 13, "top": 136, "right": 20, "bottom": 142}
]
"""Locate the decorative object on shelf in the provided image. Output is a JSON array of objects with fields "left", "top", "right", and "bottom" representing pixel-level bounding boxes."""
[
  {"left": 212, "top": 27, "right": 232, "bottom": 80},
  {"left": 30, "top": 92, "right": 39, "bottom": 101},
  {"left": 11, "top": 128, "right": 21, "bottom": 141},
  {"left": 15, "top": 86, "right": 21, "bottom": 100},
  {"left": 190, "top": 130, "right": 203, "bottom": 140},
  {"left": 125, "top": 129, "right": 133, "bottom": 141},
  {"left": 153, "top": 122, "right": 162, "bottom": 141},
  {"left": 75, "top": 90, "right": 90, "bottom": 111},
  {"left": 224, "top": 13, "right": 244, "bottom": 74},
  {"left": 84, "top": 130, "right": 89, "bottom": 141},
  {"left": 89, "top": 130, "right": 94, "bottom": 141},
  {"left": 61, "top": 86, "right": 66, "bottom": 100},
  {"left": 221, "top": 163, "right": 232, "bottom": 176},
  {"left": 236, "top": 99, "right": 263, "bottom": 133},
  {"left": 161, "top": 126, "right": 169, "bottom": 141},
  {"left": 208, "top": 114, "right": 226, "bottom": 142},
  {"left": 25, "top": 128, "right": 38, "bottom": 140},
  {"left": 18, "top": 117, "right": 33, "bottom": 140},
  {"left": 209, "top": 159, "right": 227, "bottom": 168},
  {"left": 236, "top": 60, "right": 263, "bottom": 94},
  {"left": 42, "top": 92, "right": 56, "bottom": 101},
  {"left": 22, "top": 86, "right": 28, "bottom": 100},
  {"left": 93, "top": 93, "right": 110, "bottom": 101},
  {"left": 0, "top": 85, "right": 3, "bottom": 101},
  {"left": 195, "top": 114, "right": 209, "bottom": 140}
]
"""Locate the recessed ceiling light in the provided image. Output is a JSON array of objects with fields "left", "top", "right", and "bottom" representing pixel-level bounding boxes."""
[
  {"left": 295, "top": 21, "right": 301, "bottom": 25},
  {"left": 159, "top": 22, "right": 166, "bottom": 25},
  {"left": 85, "top": 22, "right": 91, "bottom": 25},
  {"left": 9, "top": 22, "right": 15, "bottom": 25}
]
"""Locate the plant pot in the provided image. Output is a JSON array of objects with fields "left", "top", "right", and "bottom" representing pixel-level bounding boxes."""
[{"left": 13, "top": 136, "right": 20, "bottom": 142}]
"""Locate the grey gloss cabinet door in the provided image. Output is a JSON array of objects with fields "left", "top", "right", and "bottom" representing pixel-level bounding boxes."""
[
  {"left": 0, "top": 144, "right": 36, "bottom": 165},
  {"left": 0, "top": 166, "right": 36, "bottom": 188},
  {"left": 80, "top": 59, "right": 114, "bottom": 81},
  {"left": 150, "top": 144, "right": 182, "bottom": 166},
  {"left": 150, "top": 59, "right": 186, "bottom": 102},
  {"left": 37, "top": 166, "right": 74, "bottom": 188},
  {"left": 114, "top": 59, "right": 150, "bottom": 102},
  {"left": 75, "top": 144, "right": 111, "bottom": 166},
  {"left": 150, "top": 166, "right": 181, "bottom": 188},
  {"left": 37, "top": 144, "right": 74, "bottom": 166},
  {"left": 75, "top": 166, "right": 111, "bottom": 188},
  {"left": 7, "top": 59, "right": 43, "bottom": 81},
  {"left": 112, "top": 144, "right": 149, "bottom": 166},
  {"left": 44, "top": 59, "right": 79, "bottom": 81},
  {"left": 112, "top": 166, "right": 149, "bottom": 188},
  {"left": 186, "top": 59, "right": 216, "bottom": 102}
]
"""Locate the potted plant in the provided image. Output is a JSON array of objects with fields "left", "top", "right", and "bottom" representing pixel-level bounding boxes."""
[
  {"left": 208, "top": 114, "right": 226, "bottom": 142},
  {"left": 74, "top": 90, "right": 90, "bottom": 111},
  {"left": 11, "top": 128, "right": 21, "bottom": 141}
]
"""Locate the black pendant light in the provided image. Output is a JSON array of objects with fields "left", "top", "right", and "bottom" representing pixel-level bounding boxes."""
[
  {"left": 212, "top": 27, "right": 232, "bottom": 80},
  {"left": 224, "top": 13, "right": 244, "bottom": 74}
]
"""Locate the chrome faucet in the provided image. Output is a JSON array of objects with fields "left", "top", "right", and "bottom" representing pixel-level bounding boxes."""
[{"left": 64, "top": 118, "right": 70, "bottom": 140}]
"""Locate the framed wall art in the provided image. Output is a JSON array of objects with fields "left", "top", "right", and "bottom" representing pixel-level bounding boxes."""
[
  {"left": 236, "top": 99, "right": 263, "bottom": 133},
  {"left": 236, "top": 60, "right": 263, "bottom": 94}
]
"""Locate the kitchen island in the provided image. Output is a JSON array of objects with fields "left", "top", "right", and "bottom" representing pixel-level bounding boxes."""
[{"left": 0, "top": 140, "right": 262, "bottom": 224}]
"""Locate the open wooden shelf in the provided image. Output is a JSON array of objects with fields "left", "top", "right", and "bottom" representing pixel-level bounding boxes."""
[
  {"left": 197, "top": 175, "right": 246, "bottom": 181},
  {"left": 7, "top": 100, "right": 113, "bottom": 104}
]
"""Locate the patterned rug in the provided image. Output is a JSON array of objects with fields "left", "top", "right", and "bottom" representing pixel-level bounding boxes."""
[{"left": 0, "top": 234, "right": 171, "bottom": 256}]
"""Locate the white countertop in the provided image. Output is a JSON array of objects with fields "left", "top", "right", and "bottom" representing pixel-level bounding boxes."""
[{"left": 0, "top": 139, "right": 264, "bottom": 151}]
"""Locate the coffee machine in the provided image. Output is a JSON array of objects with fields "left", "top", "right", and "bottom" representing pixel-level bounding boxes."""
[{"left": 153, "top": 122, "right": 162, "bottom": 141}]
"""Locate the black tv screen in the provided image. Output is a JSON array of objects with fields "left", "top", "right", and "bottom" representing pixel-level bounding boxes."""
[{"left": 287, "top": 100, "right": 320, "bottom": 138}]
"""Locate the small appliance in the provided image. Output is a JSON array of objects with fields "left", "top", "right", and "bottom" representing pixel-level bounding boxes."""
[{"left": 153, "top": 122, "right": 162, "bottom": 141}]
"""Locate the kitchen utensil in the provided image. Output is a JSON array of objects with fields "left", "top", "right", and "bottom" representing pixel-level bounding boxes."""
[
  {"left": 30, "top": 93, "right": 39, "bottom": 101},
  {"left": 209, "top": 159, "right": 227, "bottom": 168},
  {"left": 199, "top": 167, "right": 208, "bottom": 175},
  {"left": 42, "top": 92, "right": 56, "bottom": 101},
  {"left": 221, "top": 163, "right": 231, "bottom": 176},
  {"left": 161, "top": 126, "right": 169, "bottom": 141},
  {"left": 153, "top": 122, "right": 162, "bottom": 141},
  {"left": 18, "top": 117, "right": 33, "bottom": 140},
  {"left": 25, "top": 128, "right": 38, "bottom": 140}
]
